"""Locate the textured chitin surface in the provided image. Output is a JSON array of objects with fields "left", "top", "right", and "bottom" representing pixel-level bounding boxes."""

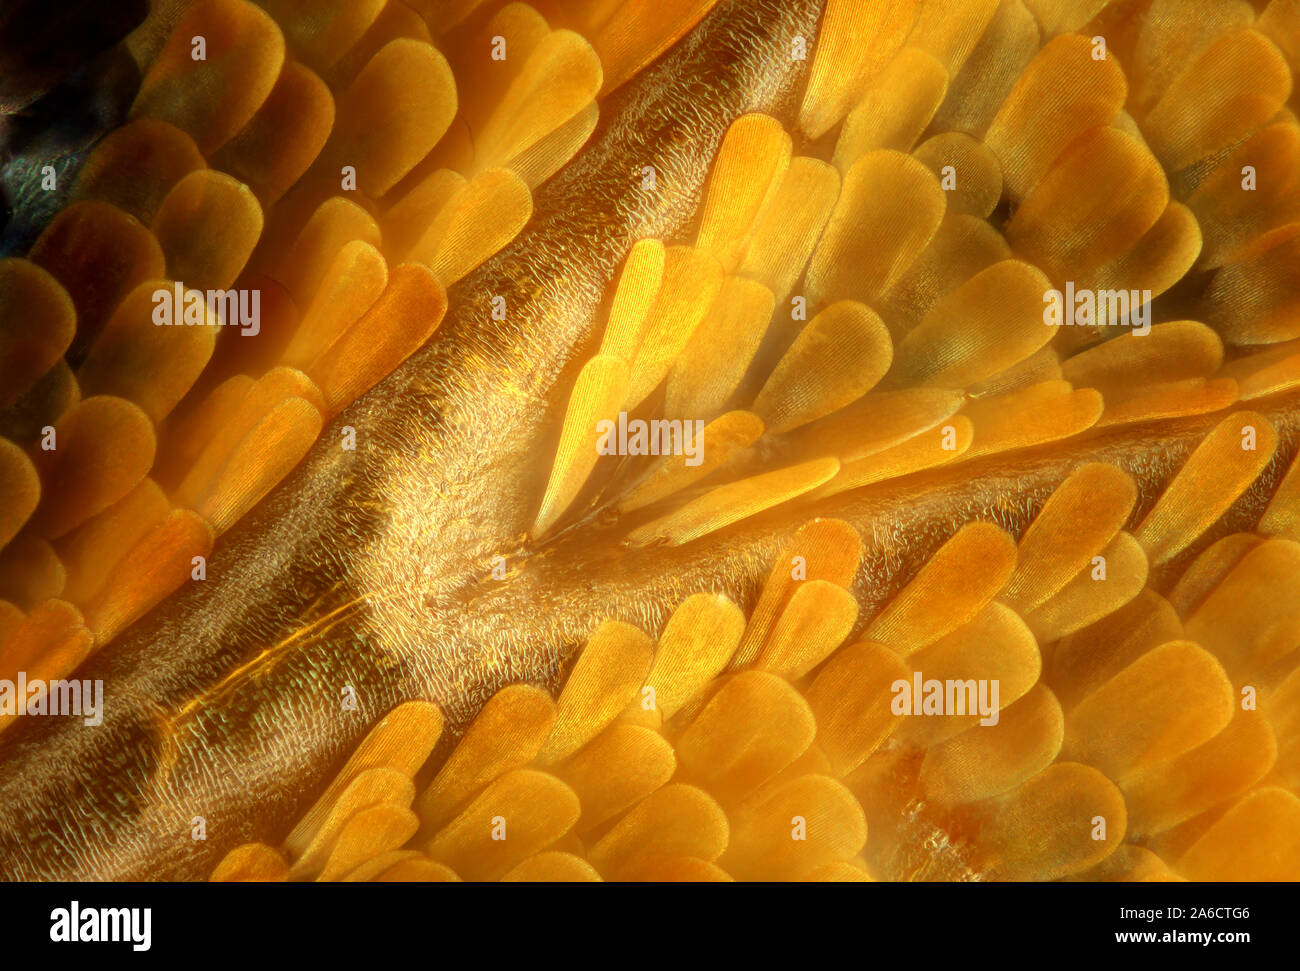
[{"left": 1, "top": 0, "right": 1299, "bottom": 883}]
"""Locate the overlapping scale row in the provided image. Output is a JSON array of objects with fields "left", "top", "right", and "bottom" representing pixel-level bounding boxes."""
[{"left": 532, "top": 0, "right": 1300, "bottom": 556}]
